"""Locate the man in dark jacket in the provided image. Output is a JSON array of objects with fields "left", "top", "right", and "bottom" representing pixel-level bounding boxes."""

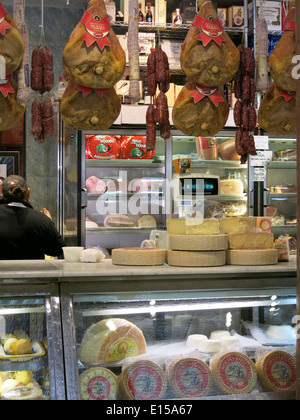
[{"left": 0, "top": 175, "right": 64, "bottom": 260}]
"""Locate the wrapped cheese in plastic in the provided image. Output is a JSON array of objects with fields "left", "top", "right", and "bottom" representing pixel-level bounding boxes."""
[
  {"left": 274, "top": 234, "right": 290, "bottom": 261},
  {"left": 80, "top": 248, "right": 105, "bottom": 263}
]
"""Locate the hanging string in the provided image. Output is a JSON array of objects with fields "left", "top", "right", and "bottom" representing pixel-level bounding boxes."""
[{"left": 39, "top": 0, "right": 45, "bottom": 46}]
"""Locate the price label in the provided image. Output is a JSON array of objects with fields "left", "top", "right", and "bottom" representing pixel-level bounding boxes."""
[
  {"left": 254, "top": 136, "right": 269, "bottom": 150},
  {"left": 253, "top": 167, "right": 266, "bottom": 182},
  {"left": 250, "top": 150, "right": 273, "bottom": 167}
]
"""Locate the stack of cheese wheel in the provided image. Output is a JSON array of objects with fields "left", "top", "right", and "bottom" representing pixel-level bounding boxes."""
[
  {"left": 256, "top": 350, "right": 296, "bottom": 392},
  {"left": 167, "top": 218, "right": 228, "bottom": 267},
  {"left": 112, "top": 247, "right": 168, "bottom": 266},
  {"left": 120, "top": 359, "right": 167, "bottom": 400},
  {"left": 220, "top": 216, "right": 278, "bottom": 266}
]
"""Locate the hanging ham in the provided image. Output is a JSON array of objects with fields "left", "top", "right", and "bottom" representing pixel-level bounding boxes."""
[
  {"left": 172, "top": 81, "right": 229, "bottom": 136},
  {"left": 0, "top": 3, "right": 24, "bottom": 76},
  {"left": 63, "top": 0, "right": 125, "bottom": 89},
  {"left": 180, "top": 0, "right": 240, "bottom": 87},
  {"left": 0, "top": 76, "right": 25, "bottom": 131},
  {"left": 258, "top": 83, "right": 296, "bottom": 135},
  {"left": 60, "top": 81, "right": 121, "bottom": 131},
  {"left": 268, "top": 0, "right": 295, "bottom": 93}
]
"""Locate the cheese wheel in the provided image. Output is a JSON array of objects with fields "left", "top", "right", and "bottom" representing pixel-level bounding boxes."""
[
  {"left": 169, "top": 234, "right": 228, "bottom": 251},
  {"left": 210, "top": 330, "right": 231, "bottom": 340},
  {"left": 228, "top": 232, "right": 274, "bottom": 249},
  {"left": 210, "top": 351, "right": 257, "bottom": 395},
  {"left": 137, "top": 215, "right": 157, "bottom": 228},
  {"left": 167, "top": 356, "right": 212, "bottom": 398},
  {"left": 197, "top": 339, "right": 222, "bottom": 353},
  {"left": 79, "top": 318, "right": 147, "bottom": 365},
  {"left": 186, "top": 334, "right": 208, "bottom": 348},
  {"left": 112, "top": 248, "right": 167, "bottom": 266},
  {"left": 219, "top": 217, "right": 248, "bottom": 234},
  {"left": 227, "top": 249, "right": 278, "bottom": 266},
  {"left": 120, "top": 359, "right": 166, "bottom": 400},
  {"left": 167, "top": 218, "right": 220, "bottom": 235},
  {"left": 80, "top": 367, "right": 119, "bottom": 400},
  {"left": 168, "top": 250, "right": 226, "bottom": 267},
  {"left": 256, "top": 350, "right": 296, "bottom": 392}
]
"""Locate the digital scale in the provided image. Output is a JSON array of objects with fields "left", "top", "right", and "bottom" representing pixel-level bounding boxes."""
[{"left": 172, "top": 173, "right": 220, "bottom": 218}]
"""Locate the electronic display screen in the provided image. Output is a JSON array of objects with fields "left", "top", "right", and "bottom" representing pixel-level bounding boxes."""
[{"left": 180, "top": 178, "right": 219, "bottom": 196}]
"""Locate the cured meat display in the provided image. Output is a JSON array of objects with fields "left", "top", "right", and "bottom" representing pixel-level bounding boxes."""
[
  {"left": 0, "top": 76, "right": 25, "bottom": 131},
  {"left": 233, "top": 45, "right": 257, "bottom": 163},
  {"left": 258, "top": 83, "right": 296, "bottom": 135},
  {"left": 172, "top": 81, "right": 229, "bottom": 137},
  {"left": 60, "top": 81, "right": 121, "bottom": 131},
  {"left": 63, "top": 0, "right": 125, "bottom": 89},
  {"left": 268, "top": 0, "right": 296, "bottom": 93},
  {"left": 180, "top": 0, "right": 240, "bottom": 87},
  {"left": 146, "top": 46, "right": 171, "bottom": 151},
  {"left": 0, "top": 3, "right": 24, "bottom": 76}
]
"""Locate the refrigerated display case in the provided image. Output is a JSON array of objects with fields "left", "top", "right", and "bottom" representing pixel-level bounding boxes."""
[
  {"left": 59, "top": 262, "right": 297, "bottom": 400},
  {"left": 0, "top": 269, "right": 65, "bottom": 400}
]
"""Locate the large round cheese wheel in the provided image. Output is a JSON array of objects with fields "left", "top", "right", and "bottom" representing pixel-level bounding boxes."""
[
  {"left": 169, "top": 234, "right": 228, "bottom": 251},
  {"left": 112, "top": 248, "right": 167, "bottom": 266},
  {"left": 79, "top": 318, "right": 147, "bottom": 365},
  {"left": 226, "top": 249, "right": 278, "bottom": 265},
  {"left": 168, "top": 250, "right": 226, "bottom": 267},
  {"left": 80, "top": 367, "right": 119, "bottom": 400},
  {"left": 210, "top": 351, "right": 257, "bottom": 395},
  {"left": 120, "top": 359, "right": 167, "bottom": 400},
  {"left": 256, "top": 350, "right": 296, "bottom": 392},
  {"left": 167, "top": 356, "right": 212, "bottom": 398}
]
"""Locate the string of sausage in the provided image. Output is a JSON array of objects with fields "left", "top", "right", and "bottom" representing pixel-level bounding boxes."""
[
  {"left": 233, "top": 45, "right": 257, "bottom": 164},
  {"left": 31, "top": 45, "right": 55, "bottom": 143},
  {"left": 146, "top": 45, "right": 171, "bottom": 152}
]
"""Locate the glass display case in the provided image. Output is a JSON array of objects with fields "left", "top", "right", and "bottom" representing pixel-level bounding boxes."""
[
  {"left": 0, "top": 280, "right": 65, "bottom": 400},
  {"left": 61, "top": 278, "right": 296, "bottom": 401}
]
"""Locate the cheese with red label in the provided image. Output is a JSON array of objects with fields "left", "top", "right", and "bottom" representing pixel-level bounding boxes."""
[
  {"left": 247, "top": 217, "right": 272, "bottom": 233},
  {"left": 120, "top": 359, "right": 166, "bottom": 400},
  {"left": 167, "top": 356, "right": 212, "bottom": 398},
  {"left": 228, "top": 232, "right": 274, "bottom": 249},
  {"left": 80, "top": 367, "right": 119, "bottom": 400},
  {"left": 256, "top": 351, "right": 296, "bottom": 392},
  {"left": 79, "top": 318, "right": 147, "bottom": 365},
  {"left": 210, "top": 351, "right": 257, "bottom": 395}
]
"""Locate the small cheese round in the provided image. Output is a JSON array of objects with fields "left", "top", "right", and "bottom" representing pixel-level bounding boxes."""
[
  {"left": 186, "top": 334, "right": 208, "bottom": 348},
  {"left": 169, "top": 234, "right": 228, "bottom": 251},
  {"left": 256, "top": 350, "right": 296, "bottom": 392},
  {"left": 198, "top": 339, "right": 222, "bottom": 354},
  {"left": 265, "top": 325, "right": 296, "bottom": 341},
  {"left": 210, "top": 351, "right": 257, "bottom": 394},
  {"left": 80, "top": 367, "right": 119, "bottom": 400},
  {"left": 226, "top": 249, "right": 278, "bottom": 266},
  {"left": 221, "top": 336, "right": 241, "bottom": 350},
  {"left": 167, "top": 356, "right": 212, "bottom": 398},
  {"left": 210, "top": 330, "right": 231, "bottom": 340},
  {"left": 112, "top": 248, "right": 167, "bottom": 266},
  {"left": 120, "top": 359, "right": 166, "bottom": 400}
]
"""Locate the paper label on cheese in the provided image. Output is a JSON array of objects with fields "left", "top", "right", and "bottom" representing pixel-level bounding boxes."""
[
  {"left": 173, "top": 359, "right": 211, "bottom": 397},
  {"left": 218, "top": 354, "right": 253, "bottom": 391},
  {"left": 106, "top": 337, "right": 139, "bottom": 361},
  {"left": 263, "top": 352, "right": 296, "bottom": 391},
  {"left": 80, "top": 368, "right": 118, "bottom": 400},
  {"left": 127, "top": 364, "right": 164, "bottom": 400}
]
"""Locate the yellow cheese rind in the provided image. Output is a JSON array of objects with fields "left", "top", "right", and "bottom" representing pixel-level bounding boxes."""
[
  {"left": 80, "top": 367, "right": 119, "bottom": 400},
  {"left": 168, "top": 250, "right": 226, "bottom": 267},
  {"left": 169, "top": 234, "right": 228, "bottom": 251},
  {"left": 112, "top": 248, "right": 167, "bottom": 266},
  {"left": 227, "top": 249, "right": 278, "bottom": 265},
  {"left": 167, "top": 218, "right": 220, "bottom": 235},
  {"left": 256, "top": 351, "right": 296, "bottom": 392},
  {"left": 228, "top": 233, "right": 274, "bottom": 249},
  {"left": 219, "top": 217, "right": 248, "bottom": 234},
  {"left": 79, "top": 318, "right": 147, "bottom": 365},
  {"left": 210, "top": 351, "right": 257, "bottom": 395},
  {"left": 167, "top": 356, "right": 212, "bottom": 398}
]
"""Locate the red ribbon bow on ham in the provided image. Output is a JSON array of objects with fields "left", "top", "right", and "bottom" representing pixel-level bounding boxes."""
[
  {"left": 81, "top": 12, "right": 111, "bottom": 50},
  {"left": 192, "top": 14, "right": 225, "bottom": 47},
  {"left": 280, "top": 90, "right": 296, "bottom": 102},
  {"left": 0, "top": 77, "right": 14, "bottom": 97},
  {"left": 189, "top": 84, "right": 224, "bottom": 107},
  {"left": 0, "top": 4, "right": 12, "bottom": 36},
  {"left": 283, "top": 19, "right": 295, "bottom": 32},
  {"left": 78, "top": 85, "right": 108, "bottom": 98}
]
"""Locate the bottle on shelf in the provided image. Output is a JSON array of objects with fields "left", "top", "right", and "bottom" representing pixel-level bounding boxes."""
[
  {"left": 139, "top": 2, "right": 144, "bottom": 22},
  {"left": 146, "top": 2, "right": 153, "bottom": 23},
  {"left": 173, "top": 8, "right": 182, "bottom": 25}
]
